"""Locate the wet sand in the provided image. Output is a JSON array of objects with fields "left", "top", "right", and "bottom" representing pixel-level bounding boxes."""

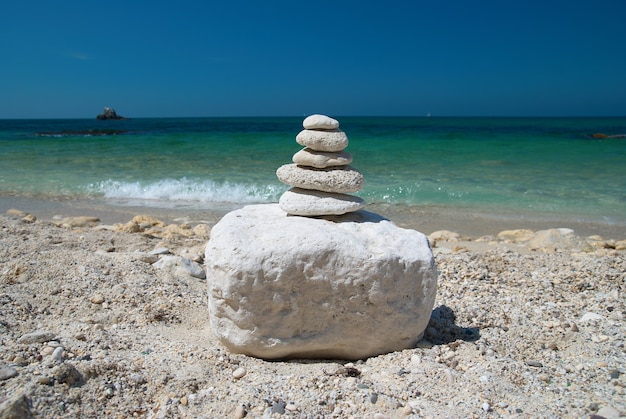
[{"left": 1, "top": 195, "right": 625, "bottom": 240}]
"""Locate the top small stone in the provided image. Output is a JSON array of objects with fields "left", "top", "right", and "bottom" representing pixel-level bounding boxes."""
[{"left": 303, "top": 114, "right": 339, "bottom": 130}]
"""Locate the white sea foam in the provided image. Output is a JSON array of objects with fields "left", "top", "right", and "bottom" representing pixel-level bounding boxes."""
[{"left": 89, "top": 178, "right": 285, "bottom": 204}]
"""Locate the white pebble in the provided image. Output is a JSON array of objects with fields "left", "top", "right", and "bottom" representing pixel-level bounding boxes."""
[
  {"left": 580, "top": 312, "right": 604, "bottom": 322},
  {"left": 303, "top": 114, "right": 339, "bottom": 130},
  {"left": 233, "top": 405, "right": 245, "bottom": 418},
  {"left": 51, "top": 347, "right": 64, "bottom": 362},
  {"left": 445, "top": 369, "right": 455, "bottom": 386},
  {"left": 232, "top": 367, "right": 246, "bottom": 379},
  {"left": 482, "top": 402, "right": 491, "bottom": 412}
]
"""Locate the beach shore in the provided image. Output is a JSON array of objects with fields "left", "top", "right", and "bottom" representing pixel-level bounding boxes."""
[
  {"left": 2, "top": 194, "right": 625, "bottom": 240},
  {"left": 1, "top": 201, "right": 625, "bottom": 418}
]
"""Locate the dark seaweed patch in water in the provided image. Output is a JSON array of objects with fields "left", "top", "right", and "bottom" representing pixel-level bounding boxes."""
[{"left": 36, "top": 129, "right": 129, "bottom": 137}]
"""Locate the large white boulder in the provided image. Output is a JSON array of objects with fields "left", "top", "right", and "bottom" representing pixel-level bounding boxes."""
[{"left": 205, "top": 204, "right": 438, "bottom": 360}]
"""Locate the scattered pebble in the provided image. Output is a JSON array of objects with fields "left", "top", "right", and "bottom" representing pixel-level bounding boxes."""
[
  {"left": 150, "top": 247, "right": 170, "bottom": 255},
  {"left": 0, "top": 365, "right": 18, "bottom": 381},
  {"left": 580, "top": 312, "right": 604, "bottom": 322},
  {"left": 232, "top": 367, "right": 246, "bottom": 379},
  {"left": 370, "top": 392, "right": 379, "bottom": 404},
  {"left": 233, "top": 405, "right": 246, "bottom": 418},
  {"left": 90, "top": 294, "right": 105, "bottom": 304},
  {"left": 17, "top": 331, "right": 56, "bottom": 344},
  {"left": 51, "top": 347, "right": 64, "bottom": 362},
  {"left": 596, "top": 405, "right": 622, "bottom": 419}
]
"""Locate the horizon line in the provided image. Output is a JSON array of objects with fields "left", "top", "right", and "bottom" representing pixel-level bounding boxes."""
[{"left": 2, "top": 114, "right": 626, "bottom": 120}]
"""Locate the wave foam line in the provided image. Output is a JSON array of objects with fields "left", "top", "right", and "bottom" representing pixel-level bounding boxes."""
[{"left": 89, "top": 178, "right": 285, "bottom": 204}]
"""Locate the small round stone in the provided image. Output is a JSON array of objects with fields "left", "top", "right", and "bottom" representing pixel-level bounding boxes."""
[
  {"left": 233, "top": 405, "right": 246, "bottom": 419},
  {"left": 303, "top": 114, "right": 339, "bottom": 130},
  {"left": 51, "top": 347, "right": 64, "bottom": 362},
  {"left": 232, "top": 367, "right": 246, "bottom": 379},
  {"left": 90, "top": 294, "right": 105, "bottom": 304},
  {"left": 0, "top": 365, "right": 18, "bottom": 381}
]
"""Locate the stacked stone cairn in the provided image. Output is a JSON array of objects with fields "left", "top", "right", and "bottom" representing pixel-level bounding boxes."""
[
  {"left": 276, "top": 114, "right": 366, "bottom": 216},
  {"left": 205, "top": 113, "right": 438, "bottom": 360}
]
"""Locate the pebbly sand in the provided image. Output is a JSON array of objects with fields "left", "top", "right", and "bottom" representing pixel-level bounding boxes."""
[{"left": 0, "top": 199, "right": 625, "bottom": 418}]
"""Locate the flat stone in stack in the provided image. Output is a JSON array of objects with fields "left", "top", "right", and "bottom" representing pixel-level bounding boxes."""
[
  {"left": 277, "top": 114, "right": 365, "bottom": 216},
  {"left": 292, "top": 148, "right": 352, "bottom": 169}
]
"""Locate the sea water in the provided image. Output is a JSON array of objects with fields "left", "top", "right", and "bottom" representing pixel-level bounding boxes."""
[{"left": 1, "top": 117, "right": 625, "bottom": 226}]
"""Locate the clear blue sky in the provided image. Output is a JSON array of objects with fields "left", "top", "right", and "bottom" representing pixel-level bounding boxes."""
[{"left": 2, "top": 1, "right": 625, "bottom": 118}]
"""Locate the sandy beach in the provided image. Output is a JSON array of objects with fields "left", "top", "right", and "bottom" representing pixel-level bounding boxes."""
[{"left": 1, "top": 201, "right": 625, "bottom": 418}]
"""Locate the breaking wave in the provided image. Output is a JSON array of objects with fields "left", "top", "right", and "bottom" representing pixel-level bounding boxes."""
[{"left": 89, "top": 178, "right": 286, "bottom": 204}]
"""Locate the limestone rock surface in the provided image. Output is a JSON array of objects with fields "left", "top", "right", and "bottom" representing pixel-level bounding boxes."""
[
  {"left": 279, "top": 188, "right": 365, "bottom": 216},
  {"left": 292, "top": 148, "right": 352, "bottom": 168},
  {"left": 302, "top": 114, "right": 339, "bottom": 130},
  {"left": 205, "top": 204, "right": 438, "bottom": 360},
  {"left": 276, "top": 164, "right": 364, "bottom": 193},
  {"left": 296, "top": 129, "right": 349, "bottom": 152}
]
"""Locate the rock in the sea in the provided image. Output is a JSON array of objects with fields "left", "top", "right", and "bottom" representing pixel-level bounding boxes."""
[
  {"left": 296, "top": 129, "right": 349, "bottom": 152},
  {"left": 292, "top": 148, "right": 352, "bottom": 168},
  {"left": 276, "top": 164, "right": 364, "bottom": 193},
  {"left": 279, "top": 188, "right": 365, "bottom": 216},
  {"left": 303, "top": 114, "right": 340, "bottom": 130},
  {"left": 205, "top": 204, "right": 437, "bottom": 360},
  {"left": 96, "top": 107, "right": 126, "bottom": 120}
]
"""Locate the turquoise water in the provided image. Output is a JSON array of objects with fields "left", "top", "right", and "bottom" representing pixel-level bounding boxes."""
[{"left": 1, "top": 117, "right": 625, "bottom": 224}]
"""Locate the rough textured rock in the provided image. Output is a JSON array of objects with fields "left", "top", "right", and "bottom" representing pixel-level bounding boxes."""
[
  {"left": 497, "top": 229, "right": 535, "bottom": 242},
  {"left": 302, "top": 114, "right": 340, "bottom": 130},
  {"left": 295, "top": 129, "right": 349, "bottom": 152},
  {"left": 205, "top": 204, "right": 438, "bottom": 360},
  {"left": 278, "top": 188, "right": 365, "bottom": 216},
  {"left": 276, "top": 164, "right": 364, "bottom": 193},
  {"left": 0, "top": 392, "right": 32, "bottom": 418},
  {"left": 527, "top": 228, "right": 591, "bottom": 252},
  {"left": 292, "top": 148, "right": 352, "bottom": 168}
]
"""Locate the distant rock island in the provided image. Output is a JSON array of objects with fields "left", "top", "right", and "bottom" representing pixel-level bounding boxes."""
[{"left": 96, "top": 107, "right": 127, "bottom": 120}]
